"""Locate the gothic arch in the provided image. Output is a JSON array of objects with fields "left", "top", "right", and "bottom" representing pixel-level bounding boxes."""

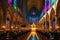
[
  {"left": 27, "top": 0, "right": 44, "bottom": 11},
  {"left": 50, "top": 8, "right": 55, "bottom": 21},
  {"left": 50, "top": 8, "right": 55, "bottom": 28}
]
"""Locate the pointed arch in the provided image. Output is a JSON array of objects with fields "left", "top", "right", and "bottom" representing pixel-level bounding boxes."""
[
  {"left": 27, "top": 0, "right": 44, "bottom": 11},
  {"left": 50, "top": 8, "right": 55, "bottom": 20},
  {"left": 50, "top": 8, "right": 56, "bottom": 28},
  {"left": 46, "top": 13, "right": 49, "bottom": 22}
]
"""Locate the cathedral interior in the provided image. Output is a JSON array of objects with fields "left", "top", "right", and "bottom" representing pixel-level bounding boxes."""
[{"left": 0, "top": 0, "right": 60, "bottom": 40}]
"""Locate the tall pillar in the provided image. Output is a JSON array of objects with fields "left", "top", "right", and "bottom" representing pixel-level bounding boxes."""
[{"left": 56, "top": 0, "right": 60, "bottom": 30}]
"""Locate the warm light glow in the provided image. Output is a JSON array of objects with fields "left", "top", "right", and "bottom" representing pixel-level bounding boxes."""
[
  {"left": 31, "top": 23, "right": 36, "bottom": 32},
  {"left": 31, "top": 27, "right": 36, "bottom": 31},
  {"left": 49, "top": 26, "right": 52, "bottom": 31},
  {"left": 27, "top": 23, "right": 39, "bottom": 40},
  {"left": 31, "top": 32, "right": 36, "bottom": 37},
  {"left": 31, "top": 23, "right": 37, "bottom": 37},
  {"left": 6, "top": 28, "right": 10, "bottom": 31},
  {"left": 56, "top": 25, "right": 59, "bottom": 29},
  {"left": 49, "top": 26, "right": 52, "bottom": 29},
  {"left": 16, "top": 27, "right": 18, "bottom": 29},
  {"left": 2, "top": 26, "right": 6, "bottom": 29},
  {"left": 11, "top": 26, "right": 14, "bottom": 29}
]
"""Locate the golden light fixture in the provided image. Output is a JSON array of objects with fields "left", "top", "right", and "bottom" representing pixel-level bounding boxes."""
[
  {"left": 31, "top": 23, "right": 36, "bottom": 32},
  {"left": 27, "top": 23, "right": 39, "bottom": 40}
]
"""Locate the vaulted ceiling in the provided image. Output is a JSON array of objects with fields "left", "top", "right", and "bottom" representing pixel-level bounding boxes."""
[{"left": 27, "top": 0, "right": 45, "bottom": 11}]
